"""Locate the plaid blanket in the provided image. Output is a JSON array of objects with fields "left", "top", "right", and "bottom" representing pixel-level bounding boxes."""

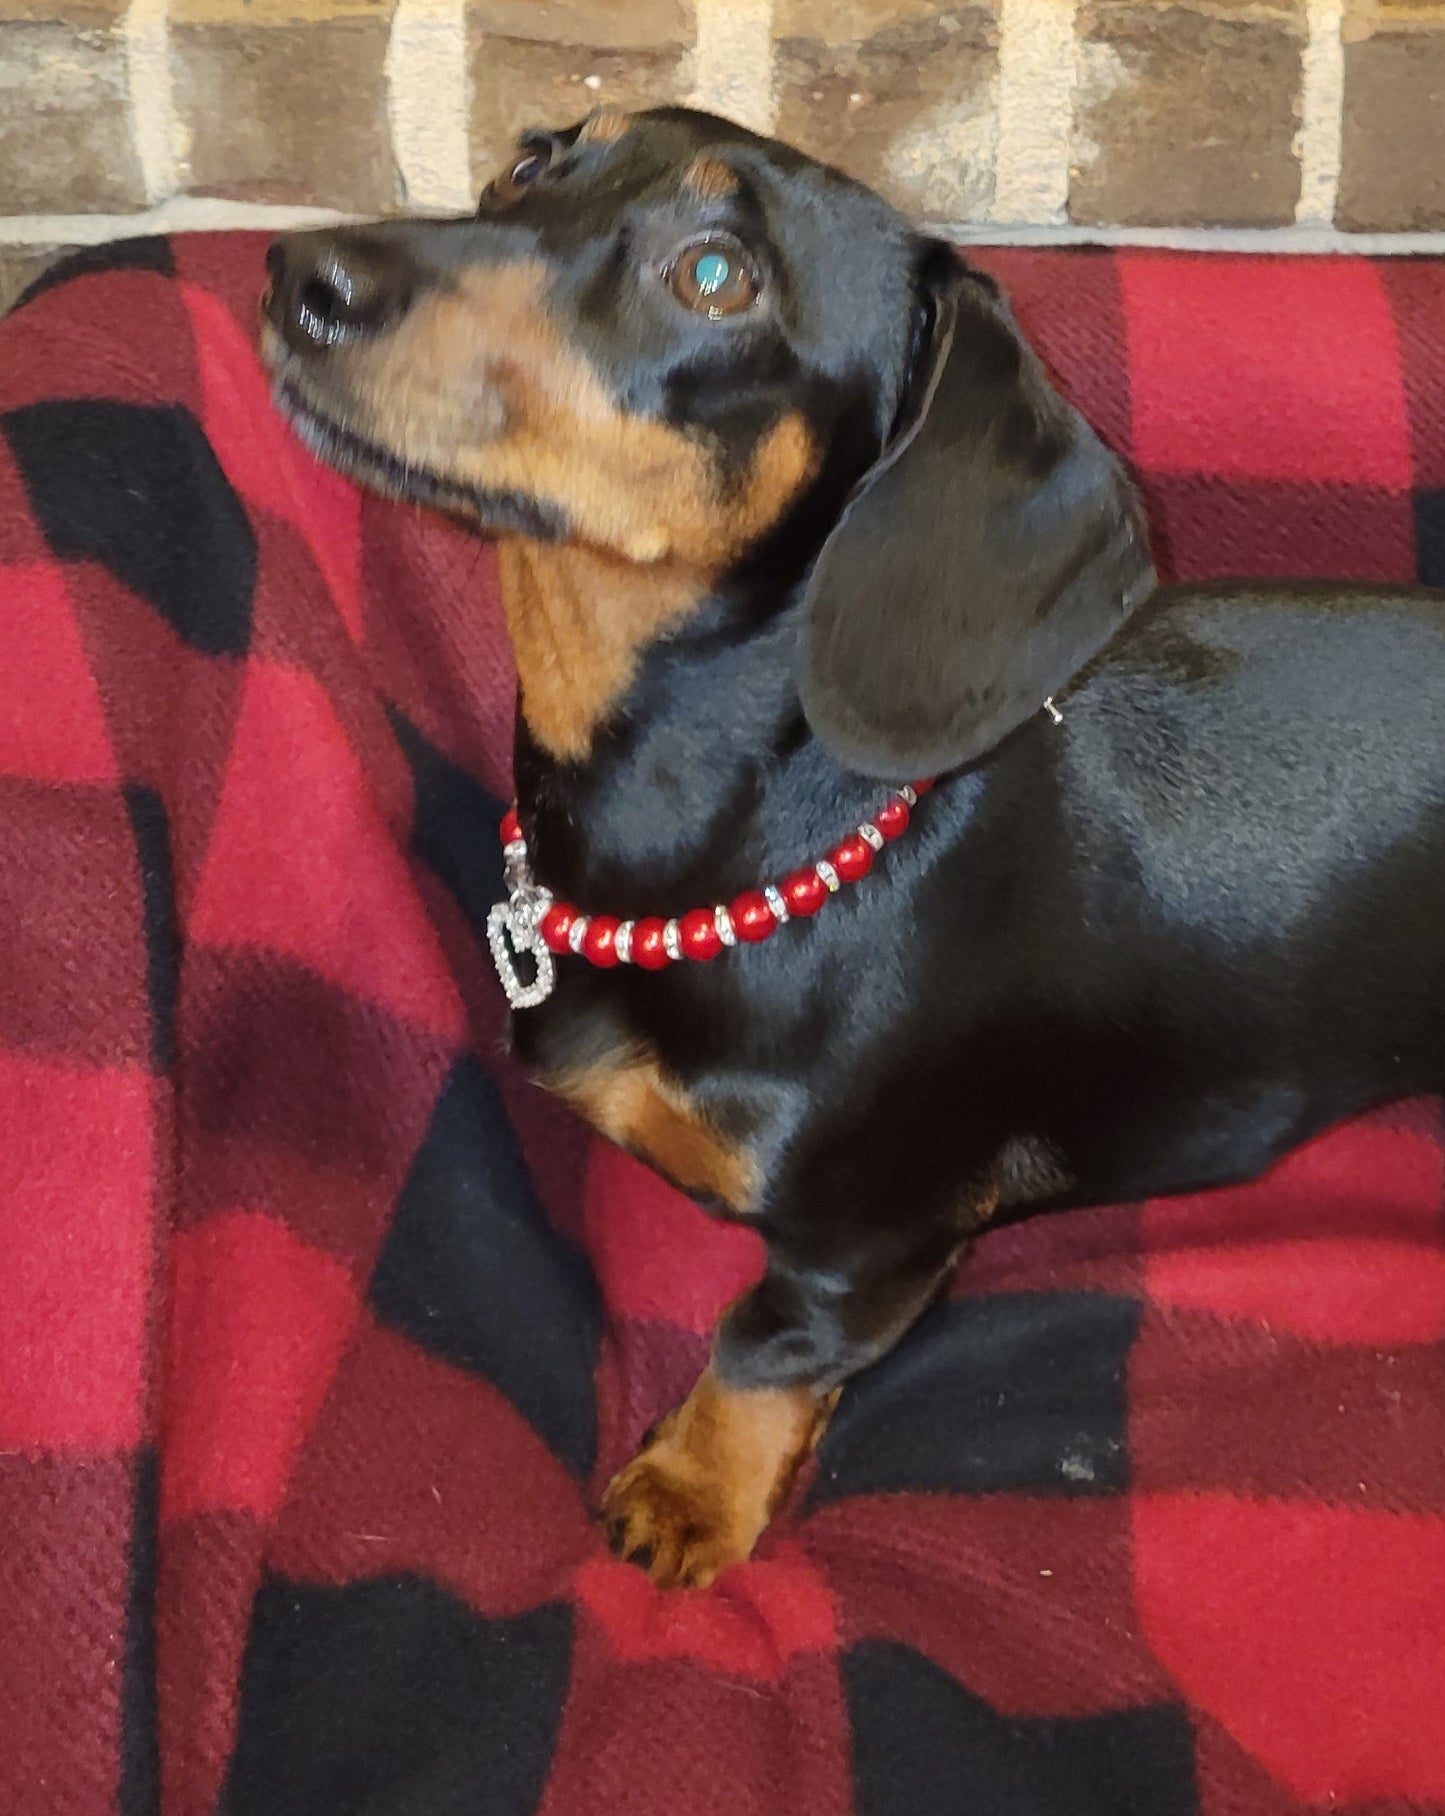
[{"left": 1, "top": 236, "right": 1443, "bottom": 1816}]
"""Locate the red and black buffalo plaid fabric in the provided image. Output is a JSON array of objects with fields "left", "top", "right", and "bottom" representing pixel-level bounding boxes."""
[{"left": 1, "top": 236, "right": 1443, "bottom": 1816}]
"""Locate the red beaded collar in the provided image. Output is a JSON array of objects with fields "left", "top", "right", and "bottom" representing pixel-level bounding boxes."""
[{"left": 486, "top": 780, "right": 934, "bottom": 1009}]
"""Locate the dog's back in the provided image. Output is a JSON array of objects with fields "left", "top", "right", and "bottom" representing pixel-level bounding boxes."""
[{"left": 953, "top": 581, "right": 1445, "bottom": 1203}]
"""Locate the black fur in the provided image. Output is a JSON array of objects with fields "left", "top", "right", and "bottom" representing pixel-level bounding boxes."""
[
  {"left": 799, "top": 249, "right": 1154, "bottom": 776},
  {"left": 268, "top": 109, "right": 1445, "bottom": 1407}
]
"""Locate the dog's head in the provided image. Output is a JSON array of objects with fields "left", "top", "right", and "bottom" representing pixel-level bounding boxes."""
[{"left": 264, "top": 105, "right": 1153, "bottom": 776}]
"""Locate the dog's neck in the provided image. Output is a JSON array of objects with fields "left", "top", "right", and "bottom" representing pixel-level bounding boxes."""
[
  {"left": 500, "top": 533, "right": 889, "bottom": 921},
  {"left": 495, "top": 540, "right": 704, "bottom": 766}
]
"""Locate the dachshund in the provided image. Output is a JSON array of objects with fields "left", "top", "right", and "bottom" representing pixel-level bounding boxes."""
[{"left": 263, "top": 105, "right": 1445, "bottom": 1589}]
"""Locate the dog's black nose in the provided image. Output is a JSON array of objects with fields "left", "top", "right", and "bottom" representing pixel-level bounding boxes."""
[{"left": 265, "top": 231, "right": 417, "bottom": 355}]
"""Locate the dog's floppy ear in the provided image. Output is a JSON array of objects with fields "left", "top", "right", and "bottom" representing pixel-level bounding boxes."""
[{"left": 798, "top": 245, "right": 1155, "bottom": 777}]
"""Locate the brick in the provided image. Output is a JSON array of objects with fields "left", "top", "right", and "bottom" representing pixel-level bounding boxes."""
[
  {"left": 775, "top": 0, "right": 968, "bottom": 32},
  {"left": 1082, "top": 0, "right": 1305, "bottom": 15},
  {"left": 171, "top": 15, "right": 401, "bottom": 211},
  {"left": 169, "top": 0, "right": 390, "bottom": 17},
  {"left": 0, "top": 246, "right": 63, "bottom": 315},
  {"left": 0, "top": 0, "right": 123, "bottom": 18},
  {"left": 1070, "top": 4, "right": 1304, "bottom": 227},
  {"left": 1344, "top": 1, "right": 1445, "bottom": 24},
  {"left": 468, "top": 31, "right": 691, "bottom": 189},
  {"left": 468, "top": 0, "right": 693, "bottom": 47},
  {"left": 774, "top": 6, "right": 999, "bottom": 221},
  {"left": 1338, "top": 26, "right": 1445, "bottom": 230},
  {"left": 0, "top": 21, "right": 147, "bottom": 212}
]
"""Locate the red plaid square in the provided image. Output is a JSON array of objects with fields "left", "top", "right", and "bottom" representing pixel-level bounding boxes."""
[
  {"left": 0, "top": 1050, "right": 153, "bottom": 1451},
  {"left": 162, "top": 1210, "right": 359, "bottom": 1522},
  {"left": 1121, "top": 256, "right": 1414, "bottom": 489},
  {"left": 1142, "top": 1107, "right": 1445, "bottom": 1344},
  {"left": 188, "top": 658, "right": 464, "bottom": 1041},
  {"left": 0, "top": 564, "right": 117, "bottom": 784},
  {"left": 1133, "top": 1492, "right": 1445, "bottom": 1804}
]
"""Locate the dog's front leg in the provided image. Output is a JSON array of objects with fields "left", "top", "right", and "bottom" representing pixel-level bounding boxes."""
[{"left": 601, "top": 1223, "right": 966, "bottom": 1588}]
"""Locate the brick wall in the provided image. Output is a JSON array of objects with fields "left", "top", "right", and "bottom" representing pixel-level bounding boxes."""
[{"left": 2, "top": 0, "right": 1443, "bottom": 305}]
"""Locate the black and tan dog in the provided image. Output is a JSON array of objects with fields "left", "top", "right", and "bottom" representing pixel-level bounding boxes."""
[{"left": 264, "top": 106, "right": 1445, "bottom": 1589}]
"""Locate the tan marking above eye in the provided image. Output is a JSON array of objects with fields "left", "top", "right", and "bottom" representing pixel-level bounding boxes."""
[
  {"left": 578, "top": 105, "right": 630, "bottom": 144},
  {"left": 684, "top": 156, "right": 739, "bottom": 201}
]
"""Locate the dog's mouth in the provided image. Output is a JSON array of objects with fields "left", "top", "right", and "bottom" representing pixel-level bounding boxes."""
[{"left": 270, "top": 373, "right": 565, "bottom": 541}]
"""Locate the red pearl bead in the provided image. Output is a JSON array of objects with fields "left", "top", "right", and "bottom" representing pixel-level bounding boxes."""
[
  {"left": 911, "top": 778, "right": 934, "bottom": 796},
  {"left": 500, "top": 808, "right": 522, "bottom": 845},
  {"left": 831, "top": 834, "right": 873, "bottom": 882},
  {"left": 780, "top": 868, "right": 826, "bottom": 916},
  {"left": 582, "top": 915, "right": 621, "bottom": 967},
  {"left": 540, "top": 903, "right": 577, "bottom": 953},
  {"left": 873, "top": 798, "right": 910, "bottom": 840},
  {"left": 729, "top": 890, "right": 776, "bottom": 943},
  {"left": 679, "top": 907, "right": 723, "bottom": 961},
  {"left": 631, "top": 917, "right": 671, "bottom": 970}
]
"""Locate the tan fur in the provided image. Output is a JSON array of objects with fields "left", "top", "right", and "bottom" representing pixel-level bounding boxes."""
[
  {"left": 307, "top": 264, "right": 815, "bottom": 564},
  {"left": 550, "top": 1047, "right": 760, "bottom": 1212},
  {"left": 602, "top": 1368, "right": 836, "bottom": 1588},
  {"left": 685, "top": 155, "right": 739, "bottom": 200},
  {"left": 578, "top": 105, "right": 630, "bottom": 144},
  {"left": 495, "top": 413, "right": 815, "bottom": 755},
  {"left": 286, "top": 261, "right": 816, "bottom": 753},
  {"left": 495, "top": 541, "right": 702, "bottom": 762}
]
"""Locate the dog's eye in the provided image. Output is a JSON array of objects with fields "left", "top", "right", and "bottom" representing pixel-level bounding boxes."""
[
  {"left": 484, "top": 142, "right": 551, "bottom": 208},
  {"left": 509, "top": 152, "right": 546, "bottom": 188},
  {"left": 667, "top": 239, "right": 759, "bottom": 319}
]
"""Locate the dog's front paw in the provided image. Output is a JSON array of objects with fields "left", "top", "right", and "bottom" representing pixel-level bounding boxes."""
[
  {"left": 602, "top": 1433, "right": 760, "bottom": 1590},
  {"left": 599, "top": 1372, "right": 837, "bottom": 1590}
]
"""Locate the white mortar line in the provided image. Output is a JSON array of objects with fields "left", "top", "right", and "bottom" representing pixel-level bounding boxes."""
[
  {"left": 7, "top": 205, "right": 1445, "bottom": 259},
  {"left": 386, "top": 0, "right": 474, "bottom": 212},
  {"left": 938, "top": 219, "right": 1445, "bottom": 254},
  {"left": 1296, "top": 0, "right": 1345, "bottom": 227},
  {"left": 990, "top": 0, "right": 1078, "bottom": 227},
  {"left": 123, "top": 0, "right": 183, "bottom": 205},
  {"left": 0, "top": 200, "right": 358, "bottom": 246},
  {"left": 690, "top": 0, "right": 775, "bottom": 136}
]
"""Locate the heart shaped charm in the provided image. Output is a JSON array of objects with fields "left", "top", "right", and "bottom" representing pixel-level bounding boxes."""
[{"left": 487, "top": 899, "right": 556, "bottom": 1009}]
